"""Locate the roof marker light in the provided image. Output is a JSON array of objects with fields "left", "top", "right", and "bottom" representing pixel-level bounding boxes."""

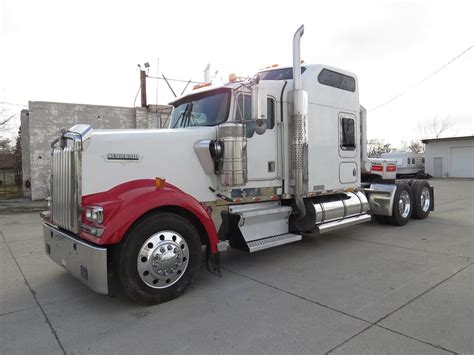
[{"left": 192, "top": 82, "right": 212, "bottom": 90}]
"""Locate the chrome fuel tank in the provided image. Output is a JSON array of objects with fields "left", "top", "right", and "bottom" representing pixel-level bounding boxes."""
[{"left": 295, "top": 191, "right": 369, "bottom": 232}]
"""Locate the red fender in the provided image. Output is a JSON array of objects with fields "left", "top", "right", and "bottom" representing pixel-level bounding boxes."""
[{"left": 80, "top": 179, "right": 219, "bottom": 253}]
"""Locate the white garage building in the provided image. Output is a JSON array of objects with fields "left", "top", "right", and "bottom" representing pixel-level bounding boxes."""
[{"left": 422, "top": 136, "right": 474, "bottom": 178}]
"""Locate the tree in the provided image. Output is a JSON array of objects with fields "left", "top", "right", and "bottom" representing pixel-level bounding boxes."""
[
  {"left": 0, "top": 137, "right": 12, "bottom": 153},
  {"left": 367, "top": 139, "right": 394, "bottom": 158},
  {"left": 14, "top": 127, "right": 22, "bottom": 171},
  {"left": 408, "top": 140, "right": 424, "bottom": 153},
  {"left": 417, "top": 116, "right": 454, "bottom": 139}
]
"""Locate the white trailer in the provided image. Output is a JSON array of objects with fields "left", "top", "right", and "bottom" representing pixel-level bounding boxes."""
[
  {"left": 380, "top": 151, "right": 425, "bottom": 176},
  {"left": 367, "top": 158, "right": 398, "bottom": 181},
  {"left": 41, "top": 25, "right": 434, "bottom": 304}
]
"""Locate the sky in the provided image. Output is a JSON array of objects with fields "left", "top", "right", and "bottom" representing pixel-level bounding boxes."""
[{"left": 1, "top": 0, "right": 473, "bottom": 146}]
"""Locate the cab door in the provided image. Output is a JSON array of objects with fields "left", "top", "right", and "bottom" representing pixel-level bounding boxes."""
[
  {"left": 235, "top": 94, "right": 279, "bottom": 185},
  {"left": 338, "top": 112, "right": 358, "bottom": 184}
]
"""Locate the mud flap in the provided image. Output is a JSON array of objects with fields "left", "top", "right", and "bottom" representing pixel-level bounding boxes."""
[
  {"left": 206, "top": 245, "right": 221, "bottom": 277},
  {"left": 429, "top": 186, "right": 435, "bottom": 211}
]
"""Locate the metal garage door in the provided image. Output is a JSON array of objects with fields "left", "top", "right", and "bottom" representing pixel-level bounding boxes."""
[{"left": 450, "top": 147, "right": 474, "bottom": 177}]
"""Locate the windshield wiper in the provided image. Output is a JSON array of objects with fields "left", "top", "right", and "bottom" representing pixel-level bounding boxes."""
[
  {"left": 172, "top": 103, "right": 193, "bottom": 128},
  {"left": 182, "top": 102, "right": 194, "bottom": 128}
]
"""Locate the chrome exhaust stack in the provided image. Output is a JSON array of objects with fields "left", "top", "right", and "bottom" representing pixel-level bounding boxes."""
[
  {"left": 359, "top": 105, "right": 371, "bottom": 175},
  {"left": 288, "top": 24, "right": 309, "bottom": 219}
]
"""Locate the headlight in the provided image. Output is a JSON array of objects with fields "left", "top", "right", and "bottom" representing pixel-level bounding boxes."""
[{"left": 84, "top": 206, "right": 104, "bottom": 224}]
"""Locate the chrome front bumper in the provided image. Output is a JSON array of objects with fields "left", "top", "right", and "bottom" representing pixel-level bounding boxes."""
[{"left": 43, "top": 223, "right": 109, "bottom": 294}]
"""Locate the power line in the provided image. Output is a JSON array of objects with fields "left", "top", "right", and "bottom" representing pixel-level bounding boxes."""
[
  {"left": 0, "top": 101, "right": 27, "bottom": 107},
  {"left": 369, "top": 45, "right": 473, "bottom": 112},
  {"left": 147, "top": 75, "right": 201, "bottom": 84}
]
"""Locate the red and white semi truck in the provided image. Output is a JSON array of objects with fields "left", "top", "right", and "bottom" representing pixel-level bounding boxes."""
[{"left": 42, "top": 25, "right": 434, "bottom": 304}]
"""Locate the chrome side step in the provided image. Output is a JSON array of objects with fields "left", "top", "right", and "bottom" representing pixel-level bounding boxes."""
[
  {"left": 246, "top": 233, "right": 302, "bottom": 253},
  {"left": 316, "top": 214, "right": 371, "bottom": 234}
]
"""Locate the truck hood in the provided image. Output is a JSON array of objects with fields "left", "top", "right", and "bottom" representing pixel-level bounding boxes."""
[{"left": 81, "top": 127, "right": 218, "bottom": 201}]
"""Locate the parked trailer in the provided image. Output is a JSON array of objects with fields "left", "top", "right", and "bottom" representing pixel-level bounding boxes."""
[
  {"left": 380, "top": 151, "right": 425, "bottom": 176},
  {"left": 364, "top": 158, "right": 397, "bottom": 182},
  {"left": 41, "top": 25, "right": 434, "bottom": 304}
]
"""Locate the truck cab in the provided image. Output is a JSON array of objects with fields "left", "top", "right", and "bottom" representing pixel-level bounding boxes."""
[{"left": 41, "top": 25, "right": 434, "bottom": 305}]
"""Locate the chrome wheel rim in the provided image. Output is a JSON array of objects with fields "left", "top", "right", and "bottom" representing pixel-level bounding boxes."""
[
  {"left": 420, "top": 187, "right": 431, "bottom": 212},
  {"left": 398, "top": 190, "right": 411, "bottom": 218},
  {"left": 137, "top": 231, "right": 189, "bottom": 289}
]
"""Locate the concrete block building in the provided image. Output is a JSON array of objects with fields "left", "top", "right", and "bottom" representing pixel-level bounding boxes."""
[
  {"left": 21, "top": 101, "right": 172, "bottom": 200},
  {"left": 422, "top": 136, "right": 474, "bottom": 178}
]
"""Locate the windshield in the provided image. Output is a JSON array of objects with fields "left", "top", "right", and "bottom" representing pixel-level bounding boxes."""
[{"left": 170, "top": 89, "right": 231, "bottom": 128}]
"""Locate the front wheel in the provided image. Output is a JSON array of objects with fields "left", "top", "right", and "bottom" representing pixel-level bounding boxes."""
[
  {"left": 117, "top": 212, "right": 202, "bottom": 305},
  {"left": 388, "top": 182, "right": 413, "bottom": 226}
]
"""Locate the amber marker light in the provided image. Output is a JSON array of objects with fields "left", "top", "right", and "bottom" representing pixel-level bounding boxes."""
[
  {"left": 193, "top": 82, "right": 212, "bottom": 90},
  {"left": 155, "top": 177, "right": 166, "bottom": 189}
]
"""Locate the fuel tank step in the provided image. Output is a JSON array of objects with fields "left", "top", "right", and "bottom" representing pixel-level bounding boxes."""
[
  {"left": 228, "top": 202, "right": 292, "bottom": 242},
  {"left": 246, "top": 233, "right": 302, "bottom": 253},
  {"left": 219, "top": 202, "right": 295, "bottom": 253}
]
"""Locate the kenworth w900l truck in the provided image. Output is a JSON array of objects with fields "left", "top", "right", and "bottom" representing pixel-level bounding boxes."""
[{"left": 41, "top": 25, "right": 434, "bottom": 304}]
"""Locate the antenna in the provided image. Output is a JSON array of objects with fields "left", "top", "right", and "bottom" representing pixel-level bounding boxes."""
[{"left": 204, "top": 63, "right": 211, "bottom": 83}]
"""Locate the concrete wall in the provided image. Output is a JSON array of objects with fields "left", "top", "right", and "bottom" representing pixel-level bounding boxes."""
[
  {"left": 424, "top": 138, "right": 474, "bottom": 178},
  {"left": 136, "top": 105, "right": 173, "bottom": 129},
  {"left": 23, "top": 101, "right": 171, "bottom": 200},
  {"left": 20, "top": 110, "right": 31, "bottom": 197}
]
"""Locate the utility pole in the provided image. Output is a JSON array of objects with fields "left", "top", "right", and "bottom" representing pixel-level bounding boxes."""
[
  {"left": 140, "top": 69, "right": 147, "bottom": 107},
  {"left": 156, "top": 58, "right": 159, "bottom": 106}
]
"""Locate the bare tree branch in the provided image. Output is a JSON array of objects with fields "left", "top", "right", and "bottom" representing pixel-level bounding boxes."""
[
  {"left": 417, "top": 116, "right": 454, "bottom": 139},
  {"left": 408, "top": 140, "right": 424, "bottom": 153},
  {"left": 367, "top": 139, "right": 394, "bottom": 157}
]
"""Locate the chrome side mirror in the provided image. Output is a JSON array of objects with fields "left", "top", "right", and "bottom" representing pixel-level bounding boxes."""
[{"left": 255, "top": 119, "right": 267, "bottom": 135}]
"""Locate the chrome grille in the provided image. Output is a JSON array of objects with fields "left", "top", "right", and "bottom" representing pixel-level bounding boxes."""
[{"left": 51, "top": 143, "right": 81, "bottom": 233}]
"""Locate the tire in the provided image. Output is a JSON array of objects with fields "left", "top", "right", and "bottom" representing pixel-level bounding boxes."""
[
  {"left": 411, "top": 180, "right": 432, "bottom": 219},
  {"left": 388, "top": 182, "right": 413, "bottom": 226},
  {"left": 117, "top": 212, "right": 202, "bottom": 305},
  {"left": 373, "top": 214, "right": 389, "bottom": 224},
  {"left": 406, "top": 179, "right": 414, "bottom": 187}
]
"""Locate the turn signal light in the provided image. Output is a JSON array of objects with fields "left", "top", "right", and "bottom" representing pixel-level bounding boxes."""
[{"left": 155, "top": 177, "right": 166, "bottom": 189}]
